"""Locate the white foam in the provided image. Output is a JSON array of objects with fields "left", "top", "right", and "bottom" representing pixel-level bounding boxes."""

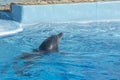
[
  {"left": 40, "top": 19, "right": 120, "bottom": 24},
  {"left": 20, "top": 19, "right": 120, "bottom": 27},
  {"left": 0, "top": 26, "right": 23, "bottom": 37},
  {"left": 0, "top": 20, "right": 23, "bottom": 37}
]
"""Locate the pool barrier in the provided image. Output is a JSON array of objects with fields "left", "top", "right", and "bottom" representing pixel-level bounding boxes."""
[{"left": 3, "top": 1, "right": 120, "bottom": 23}]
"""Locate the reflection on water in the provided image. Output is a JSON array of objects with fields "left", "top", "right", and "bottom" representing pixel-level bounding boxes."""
[{"left": 0, "top": 21, "right": 120, "bottom": 80}]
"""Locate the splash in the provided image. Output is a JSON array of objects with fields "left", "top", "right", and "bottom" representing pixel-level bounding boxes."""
[{"left": 0, "top": 20, "right": 23, "bottom": 37}]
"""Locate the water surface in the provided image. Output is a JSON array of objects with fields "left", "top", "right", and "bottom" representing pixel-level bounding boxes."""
[{"left": 0, "top": 21, "right": 120, "bottom": 80}]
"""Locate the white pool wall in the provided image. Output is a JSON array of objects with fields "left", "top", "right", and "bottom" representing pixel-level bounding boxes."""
[{"left": 11, "top": 1, "right": 120, "bottom": 23}]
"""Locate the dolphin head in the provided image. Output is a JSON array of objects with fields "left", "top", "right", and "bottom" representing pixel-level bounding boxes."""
[
  {"left": 57, "top": 32, "right": 63, "bottom": 41},
  {"left": 39, "top": 32, "right": 63, "bottom": 52}
]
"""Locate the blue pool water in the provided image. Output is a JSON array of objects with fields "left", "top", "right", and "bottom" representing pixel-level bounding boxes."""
[{"left": 0, "top": 21, "right": 120, "bottom": 80}]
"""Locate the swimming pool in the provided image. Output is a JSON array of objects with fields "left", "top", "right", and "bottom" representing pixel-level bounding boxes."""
[{"left": 0, "top": 21, "right": 120, "bottom": 80}]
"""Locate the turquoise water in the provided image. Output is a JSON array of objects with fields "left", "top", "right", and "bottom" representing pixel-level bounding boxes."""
[{"left": 0, "top": 22, "right": 120, "bottom": 80}]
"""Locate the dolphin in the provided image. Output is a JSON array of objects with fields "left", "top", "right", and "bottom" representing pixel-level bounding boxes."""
[
  {"left": 1, "top": 32, "right": 64, "bottom": 76},
  {"left": 13, "top": 32, "right": 63, "bottom": 76},
  {"left": 20, "top": 32, "right": 63, "bottom": 59},
  {"left": 34, "top": 32, "right": 63, "bottom": 53}
]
